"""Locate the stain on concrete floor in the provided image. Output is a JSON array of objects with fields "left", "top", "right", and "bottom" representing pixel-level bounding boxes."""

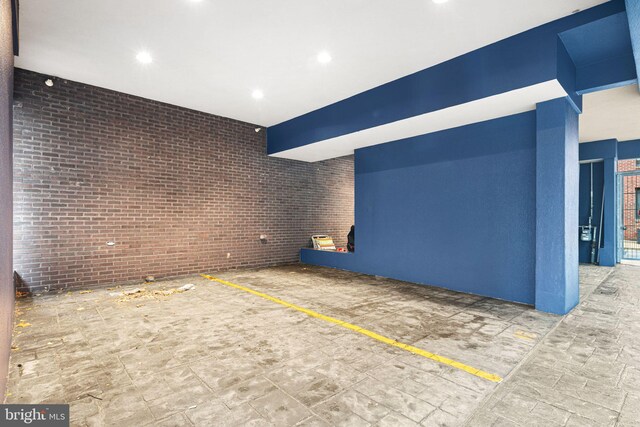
[{"left": 5, "top": 264, "right": 620, "bottom": 426}]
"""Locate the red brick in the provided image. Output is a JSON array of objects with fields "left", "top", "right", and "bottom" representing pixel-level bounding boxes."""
[{"left": 13, "top": 69, "right": 354, "bottom": 292}]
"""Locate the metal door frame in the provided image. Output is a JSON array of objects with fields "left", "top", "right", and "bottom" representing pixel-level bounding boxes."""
[{"left": 618, "top": 170, "right": 640, "bottom": 261}]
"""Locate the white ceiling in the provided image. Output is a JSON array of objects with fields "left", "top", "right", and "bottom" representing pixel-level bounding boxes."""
[
  {"left": 16, "top": 0, "right": 607, "bottom": 127},
  {"left": 580, "top": 84, "right": 640, "bottom": 143}
]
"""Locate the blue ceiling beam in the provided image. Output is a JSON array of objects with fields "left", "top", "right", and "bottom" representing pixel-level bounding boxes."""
[
  {"left": 580, "top": 139, "right": 618, "bottom": 162},
  {"left": 575, "top": 54, "right": 637, "bottom": 94},
  {"left": 579, "top": 139, "right": 640, "bottom": 161},
  {"left": 268, "top": 1, "right": 626, "bottom": 156},
  {"left": 618, "top": 139, "right": 640, "bottom": 159},
  {"left": 579, "top": 139, "right": 618, "bottom": 161},
  {"left": 560, "top": 11, "right": 637, "bottom": 94},
  {"left": 626, "top": 0, "right": 640, "bottom": 90}
]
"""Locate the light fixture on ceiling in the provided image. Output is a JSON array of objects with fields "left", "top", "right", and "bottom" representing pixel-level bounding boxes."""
[
  {"left": 252, "top": 89, "right": 264, "bottom": 100},
  {"left": 432, "top": 0, "right": 449, "bottom": 3},
  {"left": 44, "top": 78, "right": 54, "bottom": 87},
  {"left": 136, "top": 51, "right": 153, "bottom": 64},
  {"left": 317, "top": 51, "right": 332, "bottom": 64}
]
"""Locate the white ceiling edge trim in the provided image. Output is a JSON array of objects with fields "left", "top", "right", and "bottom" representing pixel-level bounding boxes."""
[{"left": 269, "top": 80, "right": 568, "bottom": 163}]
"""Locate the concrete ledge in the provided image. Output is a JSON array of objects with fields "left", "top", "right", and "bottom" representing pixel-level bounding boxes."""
[{"left": 300, "top": 249, "right": 359, "bottom": 271}]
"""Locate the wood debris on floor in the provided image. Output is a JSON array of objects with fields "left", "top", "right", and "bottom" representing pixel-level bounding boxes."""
[{"left": 110, "top": 283, "right": 196, "bottom": 302}]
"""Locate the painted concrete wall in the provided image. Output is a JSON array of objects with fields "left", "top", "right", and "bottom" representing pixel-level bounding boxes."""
[
  {"left": 304, "top": 112, "right": 537, "bottom": 305},
  {"left": 356, "top": 112, "right": 537, "bottom": 305},
  {"left": 0, "top": 0, "right": 15, "bottom": 400},
  {"left": 303, "top": 101, "right": 584, "bottom": 314}
]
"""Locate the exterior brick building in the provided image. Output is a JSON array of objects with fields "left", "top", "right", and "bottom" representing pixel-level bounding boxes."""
[
  {"left": 12, "top": 69, "right": 355, "bottom": 292},
  {"left": 619, "top": 159, "right": 640, "bottom": 242}
]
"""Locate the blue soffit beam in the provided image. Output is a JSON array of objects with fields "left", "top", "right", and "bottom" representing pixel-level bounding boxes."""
[
  {"left": 560, "top": 11, "right": 638, "bottom": 94},
  {"left": 626, "top": 0, "right": 640, "bottom": 90},
  {"left": 579, "top": 139, "right": 618, "bottom": 162},
  {"left": 267, "top": 1, "right": 626, "bottom": 162},
  {"left": 618, "top": 139, "right": 640, "bottom": 159}
]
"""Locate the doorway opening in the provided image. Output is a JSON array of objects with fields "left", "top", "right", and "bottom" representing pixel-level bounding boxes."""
[{"left": 618, "top": 159, "right": 640, "bottom": 262}]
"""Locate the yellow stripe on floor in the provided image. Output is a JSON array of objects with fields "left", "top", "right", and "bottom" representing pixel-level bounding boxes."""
[{"left": 200, "top": 274, "right": 503, "bottom": 383}]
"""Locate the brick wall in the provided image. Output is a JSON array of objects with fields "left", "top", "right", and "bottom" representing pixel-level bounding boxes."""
[
  {"left": 619, "top": 159, "right": 640, "bottom": 241},
  {"left": 13, "top": 69, "right": 354, "bottom": 292}
]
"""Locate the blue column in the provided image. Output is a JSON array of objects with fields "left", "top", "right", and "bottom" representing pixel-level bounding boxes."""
[
  {"left": 535, "top": 98, "right": 579, "bottom": 314},
  {"left": 599, "top": 157, "right": 618, "bottom": 266}
]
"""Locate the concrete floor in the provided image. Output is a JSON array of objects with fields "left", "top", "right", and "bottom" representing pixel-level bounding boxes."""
[
  {"left": 469, "top": 264, "right": 640, "bottom": 427},
  {"left": 5, "top": 264, "right": 637, "bottom": 426}
]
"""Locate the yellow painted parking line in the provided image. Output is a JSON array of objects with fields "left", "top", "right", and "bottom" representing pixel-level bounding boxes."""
[
  {"left": 200, "top": 274, "right": 503, "bottom": 383},
  {"left": 514, "top": 330, "right": 538, "bottom": 341}
]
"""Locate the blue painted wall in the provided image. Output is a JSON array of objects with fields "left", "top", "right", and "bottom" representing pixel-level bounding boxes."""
[
  {"left": 302, "top": 112, "right": 538, "bottom": 304},
  {"left": 303, "top": 108, "right": 589, "bottom": 310},
  {"left": 578, "top": 162, "right": 605, "bottom": 263}
]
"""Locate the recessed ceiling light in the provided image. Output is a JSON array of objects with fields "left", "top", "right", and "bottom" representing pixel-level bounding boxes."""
[
  {"left": 317, "top": 51, "right": 332, "bottom": 64},
  {"left": 136, "top": 51, "right": 153, "bottom": 64},
  {"left": 252, "top": 89, "right": 264, "bottom": 100},
  {"left": 432, "top": 0, "right": 449, "bottom": 3}
]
